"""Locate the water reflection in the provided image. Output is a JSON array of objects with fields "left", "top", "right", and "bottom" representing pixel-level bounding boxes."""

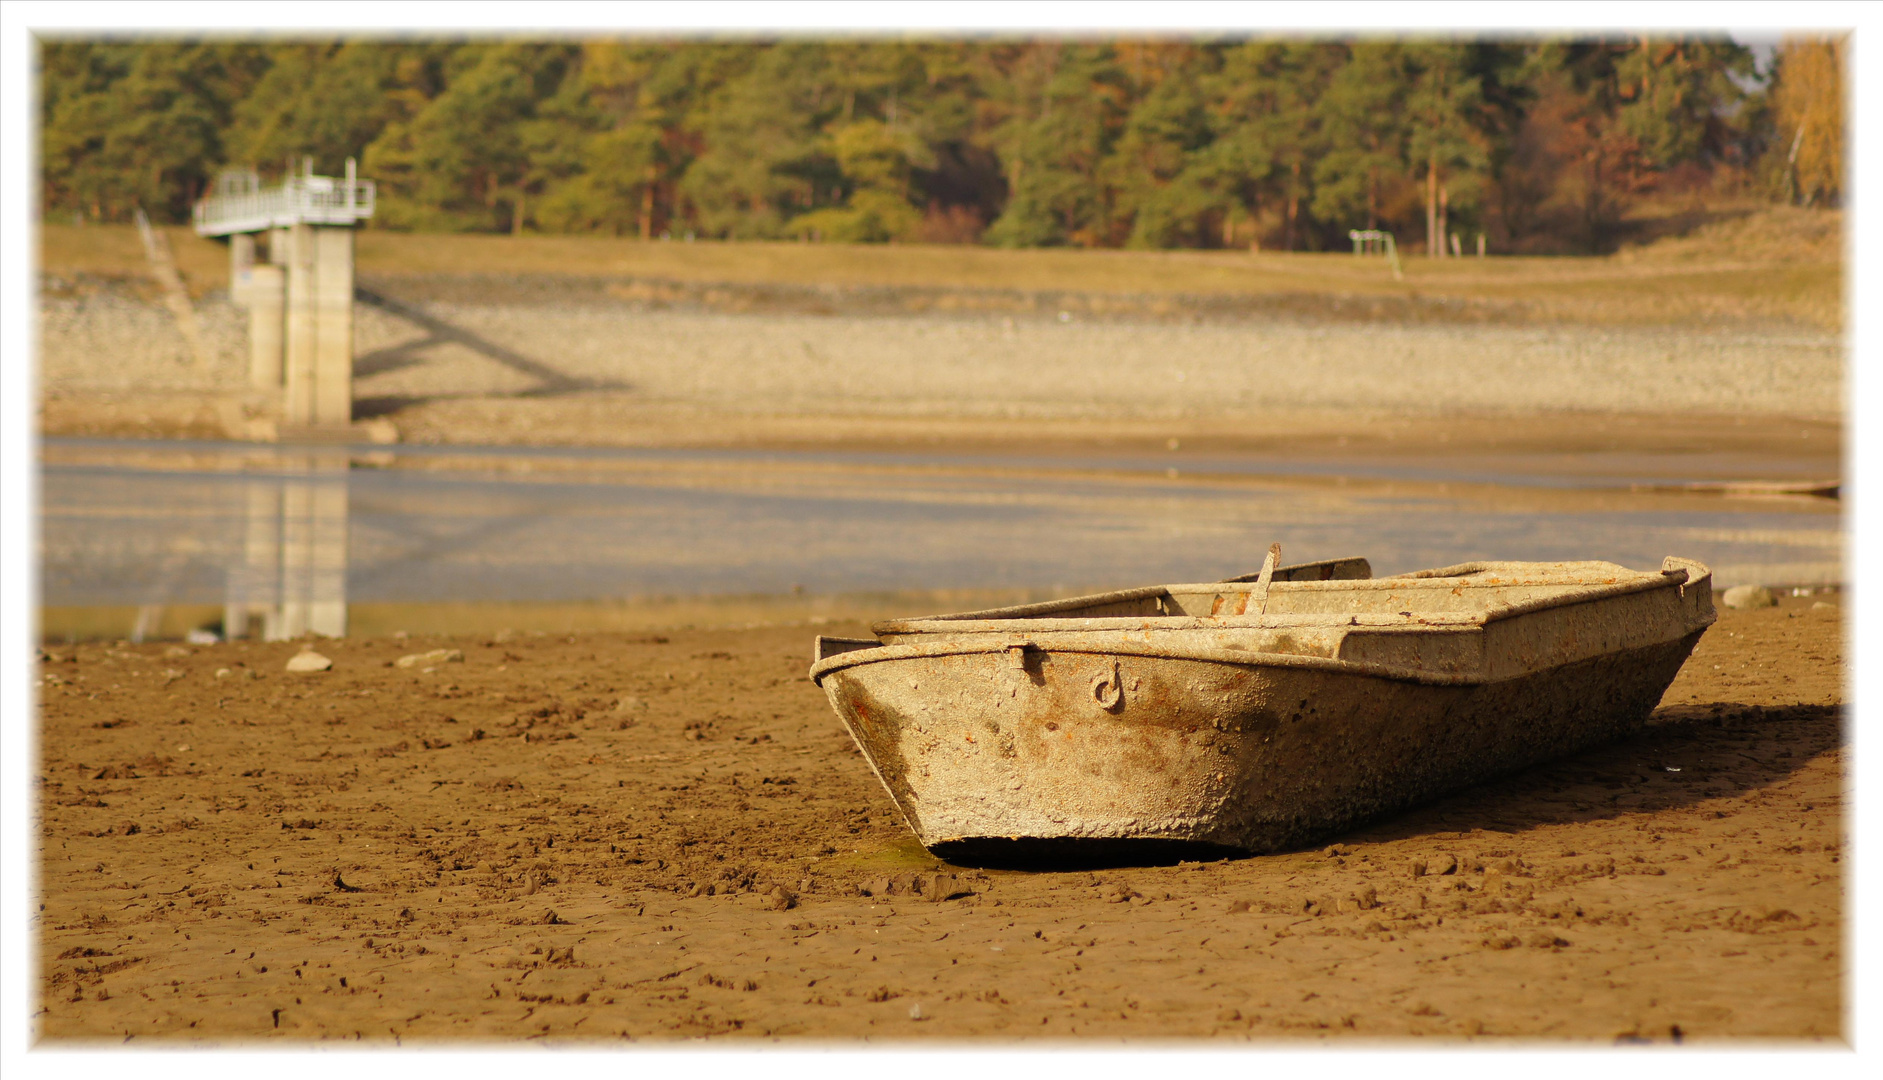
[
  {"left": 37, "top": 438, "right": 1843, "bottom": 640},
  {"left": 224, "top": 449, "right": 349, "bottom": 640}
]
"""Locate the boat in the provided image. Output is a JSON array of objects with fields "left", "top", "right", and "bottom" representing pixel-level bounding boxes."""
[{"left": 809, "top": 548, "right": 1716, "bottom": 865}]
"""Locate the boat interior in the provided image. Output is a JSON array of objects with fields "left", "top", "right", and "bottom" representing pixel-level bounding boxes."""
[{"left": 879, "top": 558, "right": 1681, "bottom": 628}]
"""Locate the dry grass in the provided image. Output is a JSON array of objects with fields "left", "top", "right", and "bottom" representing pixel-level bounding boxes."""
[
  {"left": 1617, "top": 203, "right": 1844, "bottom": 264},
  {"left": 38, "top": 223, "right": 230, "bottom": 293},
  {"left": 37, "top": 205, "right": 1844, "bottom": 329}
]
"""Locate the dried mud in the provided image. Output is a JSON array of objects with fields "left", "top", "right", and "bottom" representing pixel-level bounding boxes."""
[{"left": 34, "top": 596, "right": 1843, "bottom": 1044}]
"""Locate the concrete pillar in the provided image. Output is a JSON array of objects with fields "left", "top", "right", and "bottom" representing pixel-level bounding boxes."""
[
  {"left": 313, "top": 226, "right": 355, "bottom": 427},
  {"left": 229, "top": 233, "right": 256, "bottom": 307},
  {"left": 247, "top": 264, "right": 285, "bottom": 391},
  {"left": 283, "top": 223, "right": 318, "bottom": 425},
  {"left": 282, "top": 224, "right": 355, "bottom": 428}
]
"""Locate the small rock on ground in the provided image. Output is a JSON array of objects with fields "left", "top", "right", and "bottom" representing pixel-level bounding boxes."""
[
  {"left": 285, "top": 649, "right": 332, "bottom": 673},
  {"left": 1723, "top": 584, "right": 1777, "bottom": 610},
  {"left": 396, "top": 648, "right": 464, "bottom": 668}
]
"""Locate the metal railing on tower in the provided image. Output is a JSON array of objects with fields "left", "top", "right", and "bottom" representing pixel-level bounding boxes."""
[{"left": 194, "top": 158, "right": 374, "bottom": 236}]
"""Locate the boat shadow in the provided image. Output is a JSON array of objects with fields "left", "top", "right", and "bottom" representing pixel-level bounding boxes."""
[
  {"left": 931, "top": 700, "right": 1841, "bottom": 872},
  {"left": 1335, "top": 699, "right": 1843, "bottom": 849},
  {"left": 931, "top": 837, "right": 1248, "bottom": 871}
]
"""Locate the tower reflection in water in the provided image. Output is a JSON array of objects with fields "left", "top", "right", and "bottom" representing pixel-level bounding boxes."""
[
  {"left": 37, "top": 437, "right": 1844, "bottom": 644},
  {"left": 224, "top": 448, "right": 348, "bottom": 640}
]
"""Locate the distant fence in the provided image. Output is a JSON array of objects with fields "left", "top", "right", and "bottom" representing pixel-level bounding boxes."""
[{"left": 1347, "top": 229, "right": 1403, "bottom": 281}]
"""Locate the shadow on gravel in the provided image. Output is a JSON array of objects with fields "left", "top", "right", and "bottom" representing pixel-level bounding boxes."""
[{"left": 352, "top": 286, "right": 630, "bottom": 409}]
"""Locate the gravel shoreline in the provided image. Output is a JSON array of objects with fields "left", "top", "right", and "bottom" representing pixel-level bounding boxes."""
[{"left": 37, "top": 276, "right": 1845, "bottom": 439}]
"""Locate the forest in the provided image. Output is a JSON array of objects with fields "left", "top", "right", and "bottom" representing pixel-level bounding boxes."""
[{"left": 37, "top": 35, "right": 1845, "bottom": 254}]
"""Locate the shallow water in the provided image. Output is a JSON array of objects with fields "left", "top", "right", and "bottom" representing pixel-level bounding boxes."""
[{"left": 38, "top": 438, "right": 1842, "bottom": 636}]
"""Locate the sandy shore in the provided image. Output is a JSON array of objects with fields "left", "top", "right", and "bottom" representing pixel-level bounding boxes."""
[{"left": 34, "top": 592, "right": 1843, "bottom": 1043}]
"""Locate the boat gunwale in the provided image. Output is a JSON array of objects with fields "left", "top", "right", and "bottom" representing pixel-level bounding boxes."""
[
  {"left": 870, "top": 566, "right": 1693, "bottom": 637},
  {"left": 809, "top": 634, "right": 1489, "bottom": 688},
  {"left": 819, "top": 566, "right": 1708, "bottom": 686}
]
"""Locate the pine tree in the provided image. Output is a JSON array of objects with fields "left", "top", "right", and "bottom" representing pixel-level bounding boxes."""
[
  {"left": 1106, "top": 46, "right": 1220, "bottom": 249},
  {"left": 364, "top": 44, "right": 578, "bottom": 232},
  {"left": 1194, "top": 41, "right": 1341, "bottom": 251},
  {"left": 40, "top": 40, "right": 270, "bottom": 222},
  {"left": 1402, "top": 41, "right": 1493, "bottom": 257},
  {"left": 1613, "top": 35, "right": 1753, "bottom": 171},
  {"left": 984, "top": 45, "right": 1132, "bottom": 247},
  {"left": 677, "top": 42, "right": 838, "bottom": 239},
  {"left": 226, "top": 42, "right": 456, "bottom": 181},
  {"left": 1311, "top": 42, "right": 1414, "bottom": 246}
]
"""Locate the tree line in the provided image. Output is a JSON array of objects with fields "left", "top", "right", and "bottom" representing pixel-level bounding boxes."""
[{"left": 38, "top": 36, "right": 1845, "bottom": 254}]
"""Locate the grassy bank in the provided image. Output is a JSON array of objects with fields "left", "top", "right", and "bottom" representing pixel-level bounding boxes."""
[{"left": 38, "top": 205, "right": 1843, "bottom": 330}]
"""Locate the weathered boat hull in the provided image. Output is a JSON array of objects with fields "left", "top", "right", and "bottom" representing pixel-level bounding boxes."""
[
  {"left": 818, "top": 634, "right": 1700, "bottom": 861},
  {"left": 810, "top": 557, "right": 1715, "bottom": 862}
]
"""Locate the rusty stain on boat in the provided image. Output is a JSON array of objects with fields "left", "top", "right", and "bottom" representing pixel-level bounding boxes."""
[{"left": 810, "top": 550, "right": 1716, "bottom": 866}]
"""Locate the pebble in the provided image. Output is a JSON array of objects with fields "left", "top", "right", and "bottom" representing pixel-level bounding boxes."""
[
  {"left": 396, "top": 648, "right": 463, "bottom": 668},
  {"left": 285, "top": 649, "right": 332, "bottom": 673},
  {"left": 1722, "top": 584, "right": 1776, "bottom": 610}
]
